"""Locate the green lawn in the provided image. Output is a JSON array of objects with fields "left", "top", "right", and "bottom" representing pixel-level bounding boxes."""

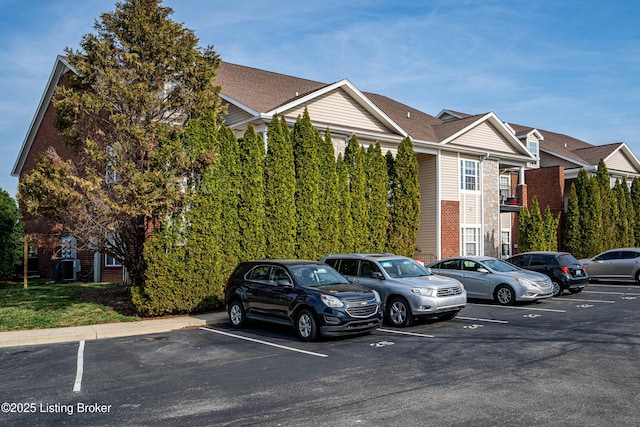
[{"left": 0, "top": 280, "right": 138, "bottom": 331}]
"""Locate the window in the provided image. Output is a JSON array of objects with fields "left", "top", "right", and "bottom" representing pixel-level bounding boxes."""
[
  {"left": 460, "top": 160, "right": 479, "bottom": 191},
  {"left": 461, "top": 227, "right": 480, "bottom": 256},
  {"left": 528, "top": 140, "right": 538, "bottom": 156},
  {"left": 501, "top": 230, "right": 511, "bottom": 257},
  {"left": 358, "top": 261, "right": 381, "bottom": 278},
  {"left": 105, "top": 254, "right": 122, "bottom": 267},
  {"left": 500, "top": 175, "right": 511, "bottom": 202},
  {"left": 337, "top": 259, "right": 359, "bottom": 276}
]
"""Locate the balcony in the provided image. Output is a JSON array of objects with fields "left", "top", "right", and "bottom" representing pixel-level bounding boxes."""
[{"left": 500, "top": 190, "right": 521, "bottom": 212}]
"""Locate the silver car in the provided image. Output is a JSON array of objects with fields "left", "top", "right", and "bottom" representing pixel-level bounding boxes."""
[
  {"left": 321, "top": 253, "right": 467, "bottom": 327},
  {"left": 579, "top": 248, "right": 640, "bottom": 283},
  {"left": 427, "top": 256, "right": 553, "bottom": 305}
]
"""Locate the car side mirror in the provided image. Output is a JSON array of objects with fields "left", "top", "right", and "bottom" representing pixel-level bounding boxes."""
[
  {"left": 477, "top": 268, "right": 489, "bottom": 274},
  {"left": 277, "top": 279, "right": 292, "bottom": 286},
  {"left": 371, "top": 271, "right": 385, "bottom": 280}
]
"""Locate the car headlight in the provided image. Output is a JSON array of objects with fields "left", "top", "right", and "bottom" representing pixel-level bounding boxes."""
[
  {"left": 516, "top": 277, "right": 538, "bottom": 289},
  {"left": 411, "top": 287, "right": 437, "bottom": 297},
  {"left": 321, "top": 294, "right": 344, "bottom": 308},
  {"left": 371, "top": 289, "right": 381, "bottom": 304}
]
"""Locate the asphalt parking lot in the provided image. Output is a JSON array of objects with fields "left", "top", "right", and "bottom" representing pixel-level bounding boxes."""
[{"left": 2, "top": 282, "right": 640, "bottom": 426}]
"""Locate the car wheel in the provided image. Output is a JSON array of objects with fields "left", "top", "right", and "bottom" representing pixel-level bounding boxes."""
[
  {"left": 437, "top": 311, "right": 458, "bottom": 321},
  {"left": 387, "top": 297, "right": 413, "bottom": 327},
  {"left": 296, "top": 309, "right": 318, "bottom": 342},
  {"left": 494, "top": 285, "right": 516, "bottom": 306},
  {"left": 552, "top": 281, "right": 563, "bottom": 297},
  {"left": 228, "top": 299, "right": 247, "bottom": 328}
]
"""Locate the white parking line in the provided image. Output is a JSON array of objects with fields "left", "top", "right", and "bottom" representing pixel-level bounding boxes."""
[
  {"left": 73, "top": 340, "right": 85, "bottom": 393},
  {"left": 377, "top": 328, "right": 435, "bottom": 338},
  {"left": 566, "top": 298, "right": 615, "bottom": 304},
  {"left": 457, "top": 316, "right": 509, "bottom": 324},
  {"left": 199, "top": 327, "right": 328, "bottom": 358},
  {"left": 584, "top": 290, "right": 640, "bottom": 296},
  {"left": 468, "top": 303, "right": 566, "bottom": 313}
]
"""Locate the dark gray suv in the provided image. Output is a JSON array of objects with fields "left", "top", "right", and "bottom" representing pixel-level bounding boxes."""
[
  {"left": 224, "top": 260, "right": 383, "bottom": 341},
  {"left": 321, "top": 253, "right": 466, "bottom": 327}
]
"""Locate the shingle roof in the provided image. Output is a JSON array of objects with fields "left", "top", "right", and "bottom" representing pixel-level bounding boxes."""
[
  {"left": 216, "top": 61, "right": 449, "bottom": 142},
  {"left": 215, "top": 62, "right": 329, "bottom": 112}
]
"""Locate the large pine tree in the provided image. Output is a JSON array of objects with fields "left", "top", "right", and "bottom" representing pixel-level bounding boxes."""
[{"left": 18, "top": 0, "right": 222, "bottom": 286}]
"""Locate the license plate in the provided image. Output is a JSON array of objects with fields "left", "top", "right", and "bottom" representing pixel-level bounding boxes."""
[{"left": 575, "top": 270, "right": 582, "bottom": 276}]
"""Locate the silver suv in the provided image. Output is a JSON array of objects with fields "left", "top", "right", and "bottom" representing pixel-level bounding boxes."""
[{"left": 321, "top": 253, "right": 466, "bottom": 327}]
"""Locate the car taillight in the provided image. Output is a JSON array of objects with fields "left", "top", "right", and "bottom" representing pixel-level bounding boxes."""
[
  {"left": 560, "top": 267, "right": 570, "bottom": 274},
  {"left": 224, "top": 279, "right": 230, "bottom": 290}
]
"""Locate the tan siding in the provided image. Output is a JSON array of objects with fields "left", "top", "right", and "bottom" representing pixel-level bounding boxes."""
[
  {"left": 416, "top": 154, "right": 437, "bottom": 257},
  {"left": 285, "top": 88, "right": 391, "bottom": 133},
  {"left": 451, "top": 122, "right": 520, "bottom": 155},
  {"left": 607, "top": 150, "right": 637, "bottom": 173},
  {"left": 224, "top": 103, "right": 253, "bottom": 126},
  {"left": 539, "top": 151, "right": 579, "bottom": 169},
  {"left": 460, "top": 192, "right": 480, "bottom": 225},
  {"left": 440, "top": 151, "right": 459, "bottom": 201}
]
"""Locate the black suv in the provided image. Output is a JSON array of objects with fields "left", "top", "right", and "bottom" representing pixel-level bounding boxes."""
[
  {"left": 224, "top": 260, "right": 383, "bottom": 341},
  {"left": 506, "top": 251, "right": 588, "bottom": 296}
]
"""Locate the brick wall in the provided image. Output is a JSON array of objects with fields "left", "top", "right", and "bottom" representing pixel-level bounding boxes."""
[
  {"left": 441, "top": 200, "right": 460, "bottom": 258},
  {"left": 524, "top": 166, "right": 565, "bottom": 215}
]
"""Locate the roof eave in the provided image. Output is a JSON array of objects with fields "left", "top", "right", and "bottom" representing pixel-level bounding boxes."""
[{"left": 12, "top": 55, "right": 76, "bottom": 177}]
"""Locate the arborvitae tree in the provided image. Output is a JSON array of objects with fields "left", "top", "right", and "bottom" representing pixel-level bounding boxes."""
[
  {"left": 386, "top": 150, "right": 396, "bottom": 193},
  {"left": 624, "top": 179, "right": 636, "bottom": 247},
  {"left": 237, "top": 124, "right": 266, "bottom": 259},
  {"left": 387, "top": 137, "right": 420, "bottom": 257},
  {"left": 0, "top": 189, "right": 23, "bottom": 281},
  {"left": 344, "top": 136, "right": 368, "bottom": 252},
  {"left": 562, "top": 183, "right": 582, "bottom": 256},
  {"left": 264, "top": 115, "right": 296, "bottom": 258},
  {"left": 595, "top": 159, "right": 617, "bottom": 250},
  {"left": 518, "top": 197, "right": 545, "bottom": 251},
  {"left": 292, "top": 108, "right": 321, "bottom": 259},
  {"left": 19, "top": 0, "right": 223, "bottom": 287},
  {"left": 317, "top": 130, "right": 339, "bottom": 255},
  {"left": 632, "top": 178, "right": 640, "bottom": 246},
  {"left": 542, "top": 205, "right": 560, "bottom": 251},
  {"left": 136, "top": 112, "right": 223, "bottom": 315},
  {"left": 582, "top": 176, "right": 603, "bottom": 257},
  {"left": 216, "top": 126, "right": 241, "bottom": 269},
  {"left": 366, "top": 142, "right": 389, "bottom": 252},
  {"left": 335, "top": 154, "right": 355, "bottom": 252},
  {"left": 614, "top": 180, "right": 632, "bottom": 247}
]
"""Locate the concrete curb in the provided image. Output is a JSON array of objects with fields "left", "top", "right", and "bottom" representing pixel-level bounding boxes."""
[{"left": 0, "top": 311, "right": 228, "bottom": 348}]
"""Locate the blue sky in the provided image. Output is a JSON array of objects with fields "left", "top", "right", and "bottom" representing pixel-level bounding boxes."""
[{"left": 2, "top": 0, "right": 640, "bottom": 198}]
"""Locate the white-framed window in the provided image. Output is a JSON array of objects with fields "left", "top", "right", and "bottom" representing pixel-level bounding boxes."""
[
  {"left": 461, "top": 226, "right": 480, "bottom": 256},
  {"left": 528, "top": 140, "right": 538, "bottom": 157},
  {"left": 105, "top": 254, "right": 122, "bottom": 267},
  {"left": 460, "top": 160, "right": 480, "bottom": 191},
  {"left": 499, "top": 175, "right": 511, "bottom": 202},
  {"left": 501, "top": 230, "right": 511, "bottom": 258}
]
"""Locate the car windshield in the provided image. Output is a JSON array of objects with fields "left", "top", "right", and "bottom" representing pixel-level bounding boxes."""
[
  {"left": 290, "top": 265, "right": 350, "bottom": 287},
  {"left": 379, "top": 258, "right": 431, "bottom": 278},
  {"left": 482, "top": 259, "right": 519, "bottom": 272}
]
